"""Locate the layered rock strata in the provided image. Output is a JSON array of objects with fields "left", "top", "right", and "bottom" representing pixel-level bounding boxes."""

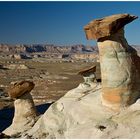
[
  {"left": 84, "top": 14, "right": 140, "bottom": 111},
  {"left": 3, "top": 81, "right": 38, "bottom": 136}
]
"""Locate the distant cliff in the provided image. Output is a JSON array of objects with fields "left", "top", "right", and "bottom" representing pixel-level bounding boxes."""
[{"left": 0, "top": 44, "right": 97, "bottom": 54}]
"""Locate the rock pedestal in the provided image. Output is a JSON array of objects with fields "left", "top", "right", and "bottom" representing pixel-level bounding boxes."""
[
  {"left": 78, "top": 66, "right": 97, "bottom": 87},
  {"left": 3, "top": 81, "right": 38, "bottom": 136},
  {"left": 84, "top": 14, "right": 140, "bottom": 111}
]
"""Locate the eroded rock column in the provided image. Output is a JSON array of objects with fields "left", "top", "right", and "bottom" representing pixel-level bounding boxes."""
[
  {"left": 3, "top": 81, "right": 38, "bottom": 136},
  {"left": 84, "top": 14, "right": 140, "bottom": 111}
]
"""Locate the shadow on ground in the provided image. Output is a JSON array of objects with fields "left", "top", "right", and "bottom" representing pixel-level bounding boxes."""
[{"left": 0, "top": 103, "right": 52, "bottom": 132}]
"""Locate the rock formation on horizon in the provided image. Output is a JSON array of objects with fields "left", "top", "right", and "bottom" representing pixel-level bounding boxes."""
[{"left": 84, "top": 13, "right": 140, "bottom": 111}]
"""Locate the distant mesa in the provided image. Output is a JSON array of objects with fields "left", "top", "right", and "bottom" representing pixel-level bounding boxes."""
[
  {"left": 0, "top": 44, "right": 99, "bottom": 61},
  {"left": 0, "top": 44, "right": 96, "bottom": 54}
]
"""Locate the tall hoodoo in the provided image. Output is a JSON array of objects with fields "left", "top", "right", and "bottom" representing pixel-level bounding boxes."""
[
  {"left": 3, "top": 80, "right": 38, "bottom": 136},
  {"left": 84, "top": 14, "right": 140, "bottom": 111}
]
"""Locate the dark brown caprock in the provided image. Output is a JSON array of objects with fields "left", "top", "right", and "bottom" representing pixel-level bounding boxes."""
[{"left": 8, "top": 80, "right": 35, "bottom": 99}]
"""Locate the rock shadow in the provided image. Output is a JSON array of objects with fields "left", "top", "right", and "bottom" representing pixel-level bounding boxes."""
[{"left": 0, "top": 102, "right": 53, "bottom": 132}]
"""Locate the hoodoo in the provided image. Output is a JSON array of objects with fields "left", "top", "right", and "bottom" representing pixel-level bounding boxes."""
[
  {"left": 3, "top": 81, "right": 38, "bottom": 136},
  {"left": 84, "top": 14, "right": 140, "bottom": 111},
  {"left": 78, "top": 65, "right": 96, "bottom": 86}
]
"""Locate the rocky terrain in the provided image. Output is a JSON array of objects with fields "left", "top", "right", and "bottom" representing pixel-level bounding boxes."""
[
  {"left": 0, "top": 60, "right": 100, "bottom": 133},
  {"left": 1, "top": 13, "right": 140, "bottom": 139},
  {"left": 0, "top": 60, "right": 100, "bottom": 107},
  {"left": 0, "top": 43, "right": 100, "bottom": 110}
]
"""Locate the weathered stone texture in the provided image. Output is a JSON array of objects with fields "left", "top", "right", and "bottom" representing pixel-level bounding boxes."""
[
  {"left": 98, "top": 28, "right": 140, "bottom": 111},
  {"left": 85, "top": 14, "right": 140, "bottom": 111},
  {"left": 18, "top": 84, "right": 140, "bottom": 139}
]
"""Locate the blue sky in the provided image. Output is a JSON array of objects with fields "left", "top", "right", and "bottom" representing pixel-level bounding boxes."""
[{"left": 0, "top": 1, "right": 140, "bottom": 46}]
